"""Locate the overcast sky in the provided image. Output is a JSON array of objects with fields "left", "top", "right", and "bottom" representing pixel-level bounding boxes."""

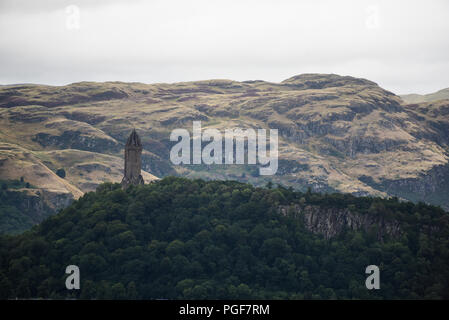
[{"left": 0, "top": 0, "right": 448, "bottom": 94}]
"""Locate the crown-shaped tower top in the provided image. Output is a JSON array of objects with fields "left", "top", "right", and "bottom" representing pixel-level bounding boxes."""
[{"left": 126, "top": 129, "right": 142, "bottom": 148}]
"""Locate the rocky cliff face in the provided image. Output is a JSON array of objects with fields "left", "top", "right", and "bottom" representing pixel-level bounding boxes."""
[
  {"left": 0, "top": 188, "right": 72, "bottom": 234},
  {"left": 10, "top": 189, "right": 50, "bottom": 222},
  {"left": 15, "top": 189, "right": 73, "bottom": 220},
  {"left": 278, "top": 204, "right": 402, "bottom": 241},
  {"left": 375, "top": 163, "right": 449, "bottom": 209},
  {"left": 38, "top": 189, "right": 74, "bottom": 212},
  {"left": 1, "top": 74, "right": 449, "bottom": 218}
]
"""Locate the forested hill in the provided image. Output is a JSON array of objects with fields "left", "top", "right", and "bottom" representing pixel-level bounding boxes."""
[{"left": 0, "top": 177, "right": 448, "bottom": 299}]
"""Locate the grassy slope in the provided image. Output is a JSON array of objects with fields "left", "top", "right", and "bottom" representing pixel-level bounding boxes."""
[
  {"left": 0, "top": 74, "right": 448, "bottom": 213},
  {"left": 401, "top": 88, "right": 449, "bottom": 104}
]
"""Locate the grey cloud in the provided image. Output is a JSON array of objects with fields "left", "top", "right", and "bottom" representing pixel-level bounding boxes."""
[
  {"left": 0, "top": 0, "right": 142, "bottom": 13},
  {"left": 0, "top": 0, "right": 448, "bottom": 94}
]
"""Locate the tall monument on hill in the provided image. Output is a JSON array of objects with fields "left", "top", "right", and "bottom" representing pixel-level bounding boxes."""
[{"left": 121, "top": 129, "right": 145, "bottom": 189}]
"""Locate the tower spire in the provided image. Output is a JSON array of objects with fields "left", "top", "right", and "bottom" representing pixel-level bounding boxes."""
[{"left": 121, "top": 129, "right": 144, "bottom": 189}]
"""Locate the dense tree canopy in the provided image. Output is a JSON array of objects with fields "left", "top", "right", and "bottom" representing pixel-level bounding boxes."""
[{"left": 0, "top": 177, "right": 448, "bottom": 299}]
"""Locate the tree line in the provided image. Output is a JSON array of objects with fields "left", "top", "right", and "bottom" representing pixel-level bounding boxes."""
[{"left": 0, "top": 177, "right": 448, "bottom": 299}]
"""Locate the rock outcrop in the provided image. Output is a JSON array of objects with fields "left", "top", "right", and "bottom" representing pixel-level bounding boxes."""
[
  {"left": 278, "top": 204, "right": 402, "bottom": 240},
  {"left": 1, "top": 74, "right": 449, "bottom": 213}
]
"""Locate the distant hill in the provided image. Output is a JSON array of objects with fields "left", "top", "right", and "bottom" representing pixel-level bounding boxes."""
[
  {"left": 1, "top": 74, "right": 449, "bottom": 233},
  {"left": 401, "top": 88, "right": 449, "bottom": 103},
  {"left": 0, "top": 177, "right": 448, "bottom": 299}
]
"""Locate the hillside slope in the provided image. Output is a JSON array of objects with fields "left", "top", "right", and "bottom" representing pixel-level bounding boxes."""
[
  {"left": 401, "top": 88, "right": 449, "bottom": 103},
  {"left": 0, "top": 178, "right": 448, "bottom": 299},
  {"left": 1, "top": 74, "right": 449, "bottom": 231}
]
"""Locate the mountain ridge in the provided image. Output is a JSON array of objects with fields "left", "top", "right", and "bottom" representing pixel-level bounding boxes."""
[
  {"left": 401, "top": 87, "right": 449, "bottom": 104},
  {"left": 1, "top": 73, "right": 449, "bottom": 232}
]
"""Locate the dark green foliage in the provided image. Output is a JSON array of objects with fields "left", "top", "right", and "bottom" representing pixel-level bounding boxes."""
[
  {"left": 0, "top": 179, "right": 34, "bottom": 190},
  {"left": 0, "top": 177, "right": 448, "bottom": 299},
  {"left": 56, "top": 168, "right": 66, "bottom": 179}
]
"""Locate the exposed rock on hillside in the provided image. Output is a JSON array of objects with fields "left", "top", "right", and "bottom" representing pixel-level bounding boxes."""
[
  {"left": 279, "top": 204, "right": 402, "bottom": 240},
  {"left": 1, "top": 74, "right": 448, "bottom": 218}
]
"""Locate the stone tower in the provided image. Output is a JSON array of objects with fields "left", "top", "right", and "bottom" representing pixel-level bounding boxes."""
[{"left": 121, "top": 129, "right": 144, "bottom": 189}]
